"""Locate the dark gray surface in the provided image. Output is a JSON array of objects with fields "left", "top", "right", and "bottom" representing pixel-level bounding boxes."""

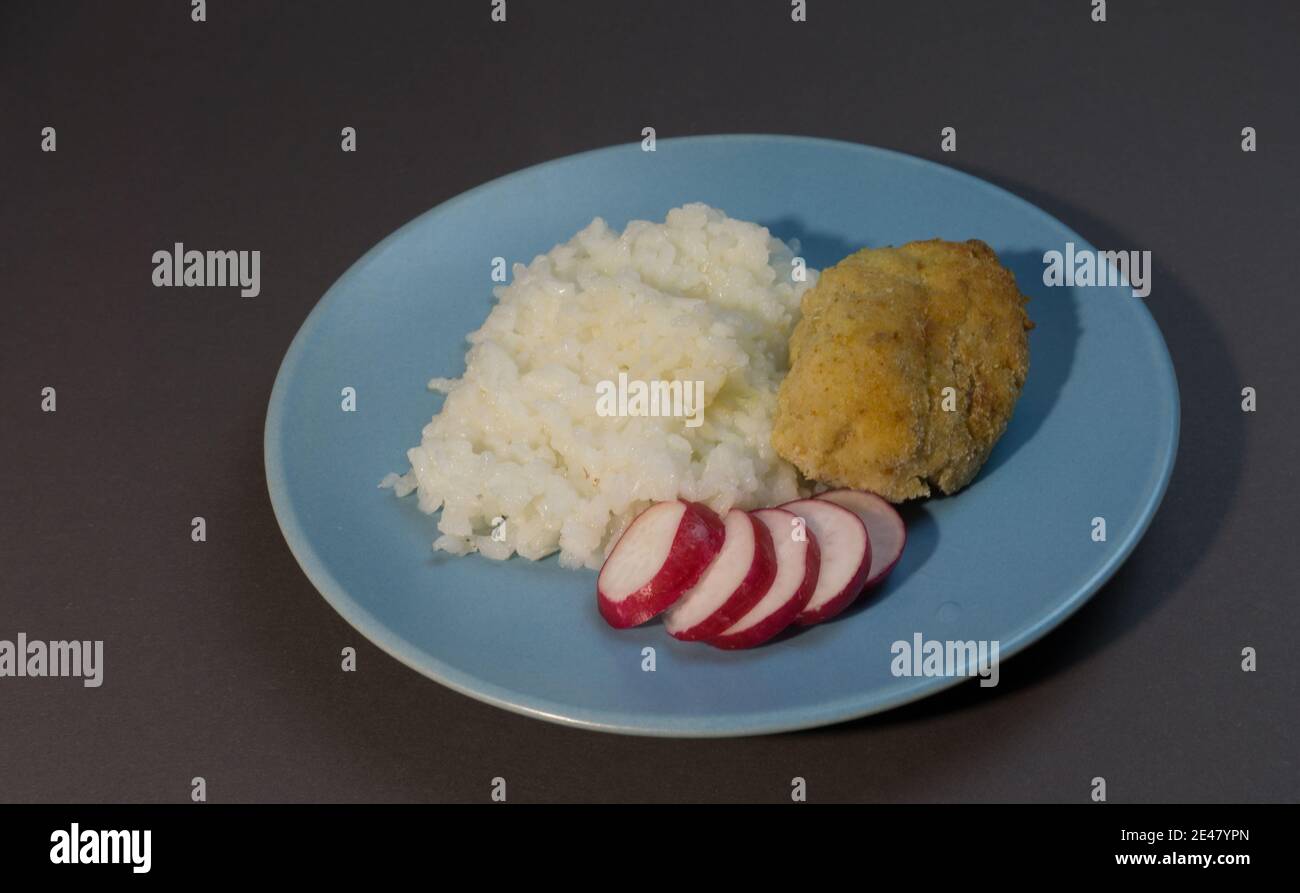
[{"left": 1, "top": 0, "right": 1296, "bottom": 803}]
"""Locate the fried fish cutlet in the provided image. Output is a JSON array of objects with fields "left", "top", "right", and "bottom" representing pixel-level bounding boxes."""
[{"left": 772, "top": 239, "right": 1032, "bottom": 502}]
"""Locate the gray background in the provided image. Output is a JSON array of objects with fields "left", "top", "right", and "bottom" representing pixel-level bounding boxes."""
[{"left": 2, "top": 0, "right": 1296, "bottom": 802}]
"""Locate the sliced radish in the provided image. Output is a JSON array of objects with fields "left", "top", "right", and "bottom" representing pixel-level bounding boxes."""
[
  {"left": 778, "top": 498, "right": 871, "bottom": 625},
  {"left": 597, "top": 501, "right": 725, "bottom": 629},
  {"left": 709, "top": 508, "right": 820, "bottom": 650},
  {"left": 663, "top": 508, "right": 777, "bottom": 642},
  {"left": 816, "top": 488, "right": 906, "bottom": 588}
]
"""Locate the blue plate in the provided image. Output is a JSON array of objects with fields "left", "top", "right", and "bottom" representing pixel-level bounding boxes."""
[{"left": 265, "top": 135, "right": 1178, "bottom": 736}]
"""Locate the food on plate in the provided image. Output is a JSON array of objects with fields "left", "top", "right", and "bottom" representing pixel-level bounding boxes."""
[
  {"left": 384, "top": 204, "right": 816, "bottom": 569},
  {"left": 597, "top": 500, "right": 726, "bottom": 629},
  {"left": 709, "top": 508, "right": 820, "bottom": 650},
  {"left": 778, "top": 498, "right": 873, "bottom": 625},
  {"left": 771, "top": 239, "right": 1032, "bottom": 502},
  {"left": 383, "top": 202, "right": 1032, "bottom": 650},
  {"left": 662, "top": 509, "right": 777, "bottom": 641},
  {"left": 815, "top": 488, "right": 906, "bottom": 589}
]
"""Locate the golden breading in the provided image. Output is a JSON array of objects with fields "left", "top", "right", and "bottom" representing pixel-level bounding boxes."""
[{"left": 772, "top": 240, "right": 1031, "bottom": 501}]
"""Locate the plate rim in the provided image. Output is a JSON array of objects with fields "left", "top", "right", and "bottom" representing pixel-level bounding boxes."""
[{"left": 264, "top": 133, "right": 1181, "bottom": 737}]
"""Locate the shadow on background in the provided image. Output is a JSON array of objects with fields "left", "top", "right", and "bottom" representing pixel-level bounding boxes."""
[
  {"left": 763, "top": 216, "right": 858, "bottom": 271},
  {"left": 979, "top": 250, "right": 1079, "bottom": 478},
  {"left": 793, "top": 171, "right": 1243, "bottom": 736},
  {"left": 824, "top": 502, "right": 940, "bottom": 626}
]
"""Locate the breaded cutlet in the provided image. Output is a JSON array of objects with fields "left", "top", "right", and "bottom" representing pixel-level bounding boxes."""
[{"left": 772, "top": 239, "right": 1032, "bottom": 501}]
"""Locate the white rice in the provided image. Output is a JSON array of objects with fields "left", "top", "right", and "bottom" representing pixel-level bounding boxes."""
[{"left": 383, "top": 203, "right": 817, "bottom": 570}]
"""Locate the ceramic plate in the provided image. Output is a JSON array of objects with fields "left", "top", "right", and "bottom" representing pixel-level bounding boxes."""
[{"left": 265, "top": 135, "right": 1178, "bottom": 736}]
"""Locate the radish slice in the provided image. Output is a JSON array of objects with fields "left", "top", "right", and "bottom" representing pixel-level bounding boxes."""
[
  {"left": 597, "top": 501, "right": 725, "bottom": 629},
  {"left": 816, "top": 488, "right": 906, "bottom": 588},
  {"left": 778, "top": 498, "right": 871, "bottom": 625},
  {"left": 663, "top": 509, "right": 777, "bottom": 641},
  {"left": 709, "top": 508, "right": 820, "bottom": 650}
]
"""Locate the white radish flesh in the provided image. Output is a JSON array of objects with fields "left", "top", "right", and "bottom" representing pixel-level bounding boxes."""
[
  {"left": 778, "top": 498, "right": 872, "bottom": 625},
  {"left": 709, "top": 508, "right": 820, "bottom": 650},
  {"left": 816, "top": 488, "right": 906, "bottom": 588},
  {"left": 663, "top": 509, "right": 777, "bottom": 641},
  {"left": 596, "top": 500, "right": 725, "bottom": 628}
]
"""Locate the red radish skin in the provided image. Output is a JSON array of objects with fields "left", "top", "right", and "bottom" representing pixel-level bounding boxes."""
[
  {"left": 815, "top": 488, "right": 906, "bottom": 589},
  {"left": 596, "top": 501, "right": 725, "bottom": 629},
  {"left": 778, "top": 498, "right": 872, "bottom": 626},
  {"left": 663, "top": 509, "right": 777, "bottom": 642},
  {"left": 709, "top": 509, "right": 820, "bottom": 650}
]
